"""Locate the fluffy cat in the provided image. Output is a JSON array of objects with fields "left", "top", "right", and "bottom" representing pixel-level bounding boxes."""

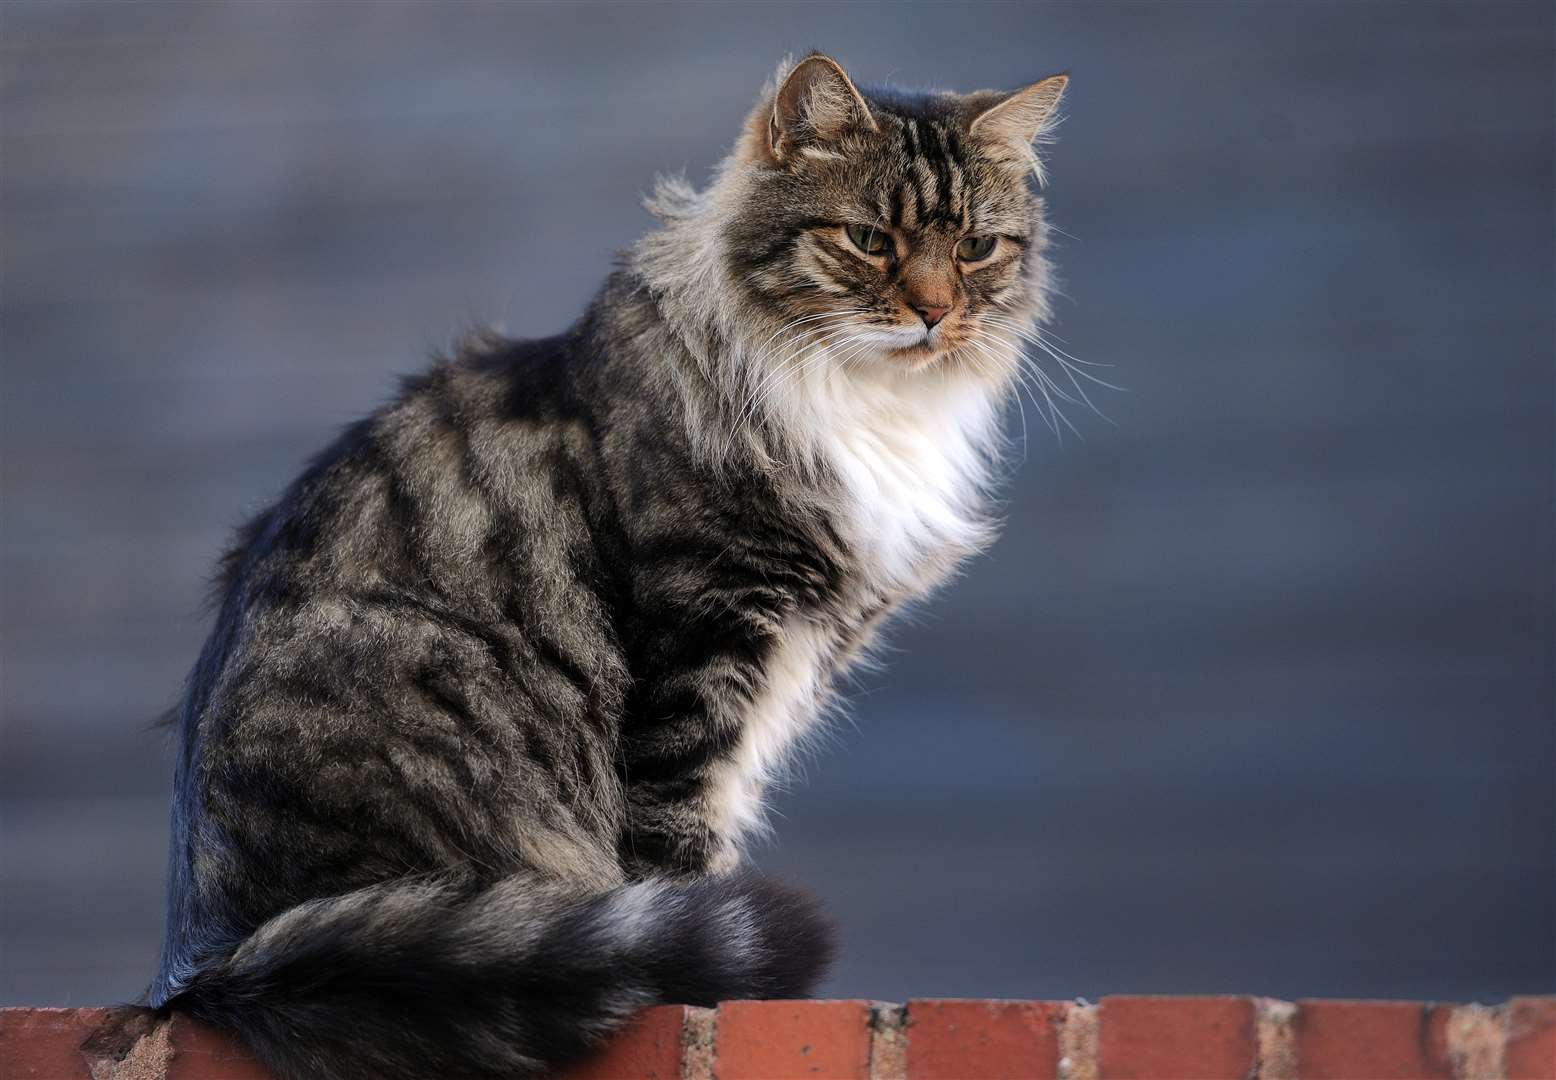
[{"left": 149, "top": 53, "right": 1069, "bottom": 1079}]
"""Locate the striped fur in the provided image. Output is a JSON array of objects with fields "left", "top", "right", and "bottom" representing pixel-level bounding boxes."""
[{"left": 151, "top": 53, "right": 1068, "bottom": 1078}]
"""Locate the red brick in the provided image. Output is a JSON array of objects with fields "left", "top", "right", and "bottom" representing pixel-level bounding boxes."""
[
  {"left": 1506, "top": 996, "right": 1556, "bottom": 1080},
  {"left": 0, "top": 1007, "right": 116, "bottom": 1079},
  {"left": 1097, "top": 996, "right": 1257, "bottom": 1080},
  {"left": 714, "top": 1000, "right": 873, "bottom": 1078},
  {"left": 1294, "top": 1000, "right": 1452, "bottom": 1080},
  {"left": 906, "top": 999, "right": 1066, "bottom": 1080},
  {"left": 563, "top": 1005, "right": 690, "bottom": 1080},
  {"left": 165, "top": 1014, "right": 274, "bottom": 1080}
]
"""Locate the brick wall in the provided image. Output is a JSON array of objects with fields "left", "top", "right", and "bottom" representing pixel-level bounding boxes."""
[{"left": 3, "top": 997, "right": 1552, "bottom": 1079}]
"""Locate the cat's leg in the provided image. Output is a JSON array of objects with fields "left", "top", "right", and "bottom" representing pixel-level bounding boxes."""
[
  {"left": 615, "top": 567, "right": 810, "bottom": 879},
  {"left": 616, "top": 628, "right": 766, "bottom": 876}
]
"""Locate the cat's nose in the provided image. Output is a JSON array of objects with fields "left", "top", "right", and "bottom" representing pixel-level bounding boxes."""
[{"left": 914, "top": 304, "right": 950, "bottom": 328}]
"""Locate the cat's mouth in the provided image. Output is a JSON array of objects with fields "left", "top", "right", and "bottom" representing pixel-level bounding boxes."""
[
  {"left": 887, "top": 323, "right": 961, "bottom": 361},
  {"left": 835, "top": 321, "right": 960, "bottom": 366}
]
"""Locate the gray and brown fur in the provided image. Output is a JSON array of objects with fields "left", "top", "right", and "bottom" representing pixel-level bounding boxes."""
[{"left": 150, "top": 53, "right": 1069, "bottom": 1079}]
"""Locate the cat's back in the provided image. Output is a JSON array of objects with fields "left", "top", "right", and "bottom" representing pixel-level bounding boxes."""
[
  {"left": 216, "top": 327, "right": 597, "bottom": 604},
  {"left": 177, "top": 326, "right": 633, "bottom": 920}
]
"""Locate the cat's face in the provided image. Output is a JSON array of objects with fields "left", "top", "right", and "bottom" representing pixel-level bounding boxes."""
[{"left": 726, "top": 55, "right": 1067, "bottom": 376}]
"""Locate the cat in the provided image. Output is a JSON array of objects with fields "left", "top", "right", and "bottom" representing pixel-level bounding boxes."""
[{"left": 148, "top": 52, "right": 1069, "bottom": 1079}]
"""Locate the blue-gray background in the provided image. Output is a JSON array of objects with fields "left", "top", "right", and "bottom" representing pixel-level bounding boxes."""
[{"left": 3, "top": 1, "right": 1552, "bottom": 1007}]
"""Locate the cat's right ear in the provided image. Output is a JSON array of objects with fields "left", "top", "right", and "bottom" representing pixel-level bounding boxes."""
[{"left": 743, "top": 53, "right": 877, "bottom": 167}]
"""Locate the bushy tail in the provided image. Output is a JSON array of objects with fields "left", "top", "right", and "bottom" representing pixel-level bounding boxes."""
[{"left": 170, "top": 872, "right": 834, "bottom": 1080}]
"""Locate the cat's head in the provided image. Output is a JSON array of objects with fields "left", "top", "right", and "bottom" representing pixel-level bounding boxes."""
[{"left": 721, "top": 53, "right": 1067, "bottom": 378}]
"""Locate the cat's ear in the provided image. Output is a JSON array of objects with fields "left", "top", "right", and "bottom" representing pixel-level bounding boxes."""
[
  {"left": 966, "top": 74, "right": 1069, "bottom": 175},
  {"left": 749, "top": 53, "right": 877, "bottom": 166}
]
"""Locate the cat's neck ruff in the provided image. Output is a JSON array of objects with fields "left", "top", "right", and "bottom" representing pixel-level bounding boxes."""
[
  {"left": 633, "top": 187, "right": 1015, "bottom": 599},
  {"left": 780, "top": 341, "right": 1008, "bottom": 599}
]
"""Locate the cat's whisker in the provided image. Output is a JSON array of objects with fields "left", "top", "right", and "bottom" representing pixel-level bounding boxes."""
[
  {"left": 821, "top": 335, "right": 879, "bottom": 377},
  {"left": 956, "top": 331, "right": 1011, "bottom": 379},
  {"left": 960, "top": 330, "right": 1058, "bottom": 442},
  {"left": 782, "top": 330, "right": 863, "bottom": 385},
  {"left": 1038, "top": 349, "right": 1117, "bottom": 424},
  {"left": 743, "top": 311, "right": 867, "bottom": 383},
  {"left": 1025, "top": 371, "right": 1068, "bottom": 442},
  {"left": 1022, "top": 325, "right": 1111, "bottom": 370},
  {"left": 750, "top": 309, "right": 868, "bottom": 361},
  {"left": 1015, "top": 330, "right": 1123, "bottom": 388},
  {"left": 1016, "top": 334, "right": 1123, "bottom": 420},
  {"left": 1010, "top": 373, "right": 1031, "bottom": 460},
  {"left": 736, "top": 314, "right": 868, "bottom": 414},
  {"left": 983, "top": 314, "right": 1115, "bottom": 370},
  {"left": 1020, "top": 354, "right": 1083, "bottom": 408},
  {"left": 781, "top": 335, "right": 874, "bottom": 406},
  {"left": 751, "top": 344, "right": 832, "bottom": 420},
  {"left": 738, "top": 321, "right": 863, "bottom": 412},
  {"left": 984, "top": 335, "right": 1075, "bottom": 442},
  {"left": 1013, "top": 367, "right": 1062, "bottom": 440},
  {"left": 724, "top": 316, "right": 868, "bottom": 461},
  {"left": 1020, "top": 357, "right": 1086, "bottom": 442},
  {"left": 743, "top": 331, "right": 866, "bottom": 439},
  {"left": 735, "top": 332, "right": 821, "bottom": 417},
  {"left": 974, "top": 315, "right": 1118, "bottom": 425},
  {"left": 957, "top": 334, "right": 1030, "bottom": 458}
]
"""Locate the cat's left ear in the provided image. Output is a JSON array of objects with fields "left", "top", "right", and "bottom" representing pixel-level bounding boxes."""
[{"left": 967, "top": 74, "right": 1069, "bottom": 170}]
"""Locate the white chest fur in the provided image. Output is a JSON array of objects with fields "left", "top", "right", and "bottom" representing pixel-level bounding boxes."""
[
  {"left": 705, "top": 363, "right": 1005, "bottom": 864},
  {"left": 820, "top": 371, "right": 999, "bottom": 600}
]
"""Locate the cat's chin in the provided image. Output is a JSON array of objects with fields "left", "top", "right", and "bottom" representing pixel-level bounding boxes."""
[
  {"left": 887, "top": 332, "right": 969, "bottom": 369},
  {"left": 882, "top": 321, "right": 970, "bottom": 361},
  {"left": 887, "top": 340, "right": 941, "bottom": 364},
  {"left": 879, "top": 343, "right": 968, "bottom": 378}
]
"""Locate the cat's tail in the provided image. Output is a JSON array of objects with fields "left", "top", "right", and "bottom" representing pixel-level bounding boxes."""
[{"left": 166, "top": 871, "right": 834, "bottom": 1080}]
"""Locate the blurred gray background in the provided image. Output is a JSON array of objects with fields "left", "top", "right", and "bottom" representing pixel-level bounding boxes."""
[{"left": 3, "top": 1, "right": 1552, "bottom": 1007}]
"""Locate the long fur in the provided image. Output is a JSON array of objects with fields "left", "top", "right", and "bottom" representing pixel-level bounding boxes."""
[
  {"left": 150, "top": 52, "right": 1068, "bottom": 1078},
  {"left": 177, "top": 874, "right": 829, "bottom": 1079}
]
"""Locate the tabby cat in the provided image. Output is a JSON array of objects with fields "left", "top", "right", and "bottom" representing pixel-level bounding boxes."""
[{"left": 149, "top": 53, "right": 1070, "bottom": 1079}]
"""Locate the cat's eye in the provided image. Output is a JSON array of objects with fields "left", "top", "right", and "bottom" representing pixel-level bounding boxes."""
[
  {"left": 956, "top": 235, "right": 998, "bottom": 262},
  {"left": 845, "top": 224, "right": 892, "bottom": 257}
]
